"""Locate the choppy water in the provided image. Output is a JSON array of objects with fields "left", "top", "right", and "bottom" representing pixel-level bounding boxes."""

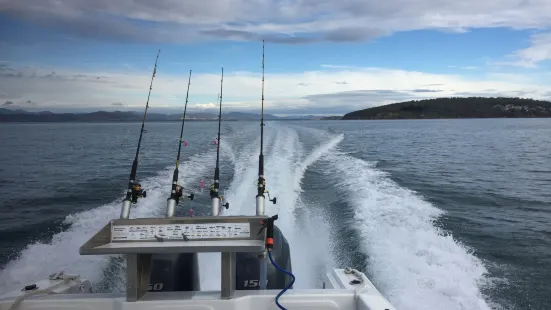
[{"left": 0, "top": 119, "right": 550, "bottom": 310}]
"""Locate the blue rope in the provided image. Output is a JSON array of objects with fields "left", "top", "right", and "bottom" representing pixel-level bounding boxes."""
[{"left": 268, "top": 250, "right": 295, "bottom": 310}]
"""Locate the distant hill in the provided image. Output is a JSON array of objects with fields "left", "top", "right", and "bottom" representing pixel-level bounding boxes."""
[
  {"left": 342, "top": 97, "right": 551, "bottom": 120},
  {"left": 0, "top": 108, "right": 30, "bottom": 115},
  {"left": 280, "top": 115, "right": 322, "bottom": 120},
  {"left": 320, "top": 116, "right": 343, "bottom": 120},
  {"left": 225, "top": 112, "right": 278, "bottom": 120},
  {"left": 0, "top": 109, "right": 321, "bottom": 122},
  {"left": 0, "top": 110, "right": 143, "bottom": 122}
]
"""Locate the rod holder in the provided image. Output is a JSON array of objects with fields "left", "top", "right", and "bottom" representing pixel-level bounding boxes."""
[
  {"left": 256, "top": 195, "right": 265, "bottom": 216},
  {"left": 166, "top": 198, "right": 177, "bottom": 218},
  {"left": 212, "top": 197, "right": 220, "bottom": 216},
  {"left": 79, "top": 216, "right": 267, "bottom": 302},
  {"left": 120, "top": 200, "right": 131, "bottom": 219}
]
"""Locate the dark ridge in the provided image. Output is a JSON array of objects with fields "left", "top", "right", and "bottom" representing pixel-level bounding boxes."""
[
  {"left": 342, "top": 97, "right": 551, "bottom": 120},
  {"left": 0, "top": 108, "right": 325, "bottom": 122}
]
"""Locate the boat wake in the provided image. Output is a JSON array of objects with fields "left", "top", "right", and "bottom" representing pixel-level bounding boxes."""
[
  {"left": 0, "top": 150, "right": 216, "bottom": 294},
  {"left": 318, "top": 148, "right": 492, "bottom": 310},
  {"left": 199, "top": 124, "right": 341, "bottom": 290},
  {"left": 0, "top": 122, "right": 493, "bottom": 310}
]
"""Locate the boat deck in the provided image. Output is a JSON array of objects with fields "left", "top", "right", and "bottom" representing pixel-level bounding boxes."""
[
  {"left": 0, "top": 269, "right": 396, "bottom": 310},
  {"left": 0, "top": 289, "right": 394, "bottom": 310}
]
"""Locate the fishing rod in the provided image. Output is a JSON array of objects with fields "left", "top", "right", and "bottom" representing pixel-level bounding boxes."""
[
  {"left": 210, "top": 67, "right": 230, "bottom": 216},
  {"left": 166, "top": 70, "right": 195, "bottom": 218},
  {"left": 256, "top": 40, "right": 276, "bottom": 217},
  {"left": 120, "top": 49, "right": 160, "bottom": 220},
  {"left": 255, "top": 41, "right": 277, "bottom": 292}
]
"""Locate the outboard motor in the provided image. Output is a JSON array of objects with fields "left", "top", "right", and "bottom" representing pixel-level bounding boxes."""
[
  {"left": 147, "top": 226, "right": 291, "bottom": 292},
  {"left": 149, "top": 253, "right": 200, "bottom": 292},
  {"left": 236, "top": 225, "right": 293, "bottom": 290}
]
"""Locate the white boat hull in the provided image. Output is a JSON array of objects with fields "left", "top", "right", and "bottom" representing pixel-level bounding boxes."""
[{"left": 0, "top": 269, "right": 395, "bottom": 310}]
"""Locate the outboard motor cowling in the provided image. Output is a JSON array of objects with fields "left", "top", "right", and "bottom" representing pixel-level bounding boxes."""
[
  {"left": 149, "top": 253, "right": 200, "bottom": 292},
  {"left": 236, "top": 225, "right": 292, "bottom": 290},
  {"left": 147, "top": 226, "right": 291, "bottom": 292}
]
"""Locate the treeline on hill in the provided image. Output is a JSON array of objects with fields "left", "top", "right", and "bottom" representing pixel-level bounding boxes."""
[{"left": 342, "top": 97, "right": 551, "bottom": 120}]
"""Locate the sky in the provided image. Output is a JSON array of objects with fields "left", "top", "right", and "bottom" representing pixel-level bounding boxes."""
[{"left": 1, "top": 0, "right": 551, "bottom": 116}]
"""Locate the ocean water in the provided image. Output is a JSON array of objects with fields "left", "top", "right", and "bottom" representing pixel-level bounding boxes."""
[{"left": 0, "top": 119, "right": 549, "bottom": 310}]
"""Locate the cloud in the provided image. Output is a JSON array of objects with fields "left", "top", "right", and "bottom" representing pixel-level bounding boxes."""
[
  {"left": 448, "top": 65, "right": 479, "bottom": 70},
  {"left": 302, "top": 90, "right": 414, "bottom": 110},
  {"left": 321, "top": 65, "right": 360, "bottom": 69},
  {"left": 0, "top": 70, "right": 24, "bottom": 78},
  {"left": 193, "top": 102, "right": 219, "bottom": 110},
  {"left": 200, "top": 29, "right": 323, "bottom": 44},
  {"left": 1, "top": 99, "right": 37, "bottom": 109},
  {"left": 452, "top": 91, "right": 505, "bottom": 97},
  {"left": 495, "top": 32, "right": 551, "bottom": 68},
  {"left": 3, "top": 0, "right": 551, "bottom": 44},
  {"left": 0, "top": 62, "right": 549, "bottom": 114},
  {"left": 410, "top": 89, "right": 443, "bottom": 93},
  {"left": 299, "top": 89, "right": 450, "bottom": 110},
  {"left": 111, "top": 102, "right": 125, "bottom": 106}
]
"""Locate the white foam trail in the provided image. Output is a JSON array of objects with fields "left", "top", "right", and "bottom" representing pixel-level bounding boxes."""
[
  {"left": 322, "top": 151, "right": 492, "bottom": 310},
  {"left": 199, "top": 124, "right": 342, "bottom": 290},
  {"left": 197, "top": 127, "right": 266, "bottom": 291},
  {"left": 288, "top": 124, "right": 337, "bottom": 145},
  {"left": 221, "top": 131, "right": 271, "bottom": 216},
  {"left": 198, "top": 133, "right": 267, "bottom": 291},
  {"left": 0, "top": 151, "right": 215, "bottom": 294},
  {"left": 220, "top": 137, "right": 236, "bottom": 166},
  {"left": 265, "top": 126, "right": 343, "bottom": 288},
  {"left": 294, "top": 133, "right": 344, "bottom": 190}
]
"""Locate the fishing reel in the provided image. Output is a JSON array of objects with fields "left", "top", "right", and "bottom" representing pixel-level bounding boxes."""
[
  {"left": 175, "top": 185, "right": 194, "bottom": 203},
  {"left": 131, "top": 183, "right": 146, "bottom": 204},
  {"left": 255, "top": 179, "right": 277, "bottom": 204}
]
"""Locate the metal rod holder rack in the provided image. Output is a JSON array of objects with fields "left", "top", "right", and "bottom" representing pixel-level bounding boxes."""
[{"left": 80, "top": 216, "right": 267, "bottom": 301}]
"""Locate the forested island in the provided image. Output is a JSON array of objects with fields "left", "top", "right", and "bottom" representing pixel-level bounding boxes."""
[{"left": 342, "top": 97, "right": 551, "bottom": 120}]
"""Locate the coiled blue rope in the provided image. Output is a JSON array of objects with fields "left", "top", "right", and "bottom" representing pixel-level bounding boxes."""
[{"left": 268, "top": 250, "right": 295, "bottom": 310}]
